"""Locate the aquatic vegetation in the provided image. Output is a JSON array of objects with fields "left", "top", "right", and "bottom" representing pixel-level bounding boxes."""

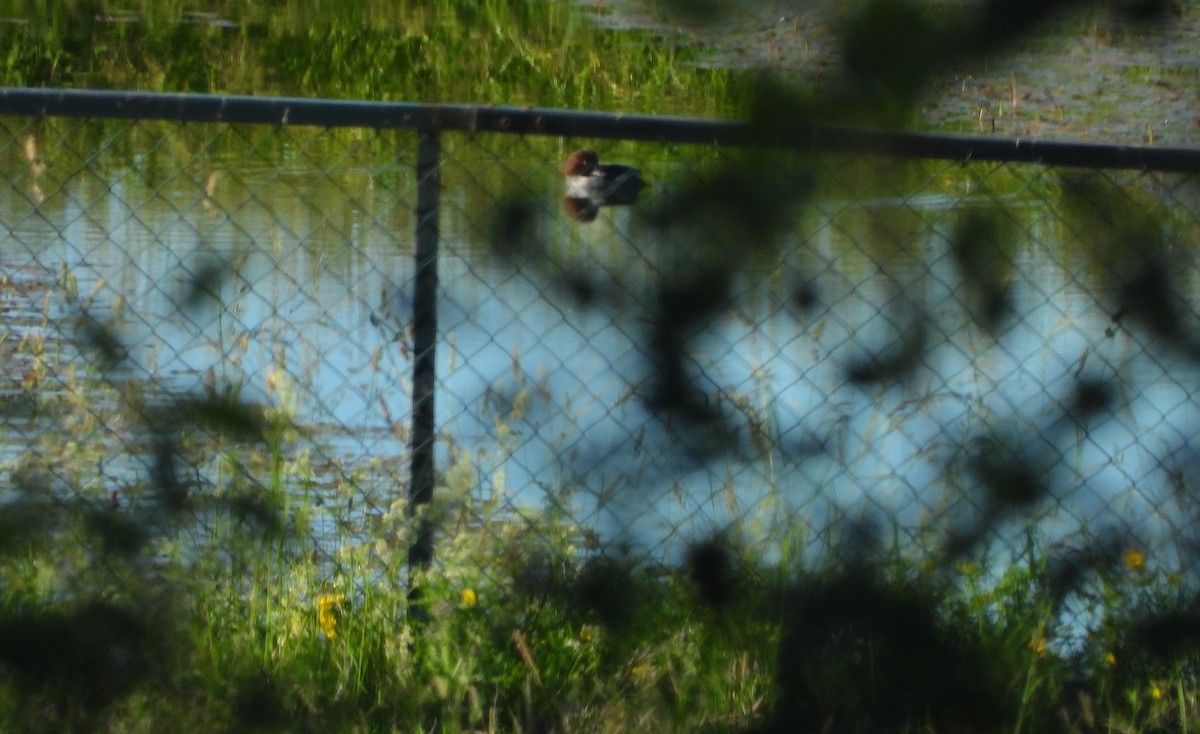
[{"left": 0, "top": 0, "right": 744, "bottom": 116}]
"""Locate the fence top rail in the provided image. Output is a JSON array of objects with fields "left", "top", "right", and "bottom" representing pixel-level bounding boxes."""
[{"left": 3, "top": 87, "right": 1200, "bottom": 174}]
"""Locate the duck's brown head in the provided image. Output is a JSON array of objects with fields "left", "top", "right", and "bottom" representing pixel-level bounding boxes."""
[{"left": 564, "top": 149, "right": 599, "bottom": 177}]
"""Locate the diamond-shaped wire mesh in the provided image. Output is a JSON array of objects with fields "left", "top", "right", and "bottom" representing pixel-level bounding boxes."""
[{"left": 3, "top": 112, "right": 1200, "bottom": 629}]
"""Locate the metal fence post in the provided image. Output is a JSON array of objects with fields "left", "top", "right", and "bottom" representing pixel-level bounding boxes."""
[{"left": 407, "top": 127, "right": 441, "bottom": 583}]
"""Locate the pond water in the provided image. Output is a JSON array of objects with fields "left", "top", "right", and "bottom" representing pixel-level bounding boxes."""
[{"left": 3, "top": 121, "right": 1200, "bottom": 572}]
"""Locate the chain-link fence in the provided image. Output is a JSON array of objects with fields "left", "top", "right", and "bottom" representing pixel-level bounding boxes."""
[{"left": 4, "top": 89, "right": 1200, "bottom": 605}]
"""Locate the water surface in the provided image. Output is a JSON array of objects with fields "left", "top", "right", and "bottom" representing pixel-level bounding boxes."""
[{"left": 2, "top": 121, "right": 1199, "bottom": 570}]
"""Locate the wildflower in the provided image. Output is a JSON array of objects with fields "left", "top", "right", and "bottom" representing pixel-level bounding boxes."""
[
  {"left": 1123, "top": 548, "right": 1146, "bottom": 573},
  {"left": 460, "top": 588, "right": 477, "bottom": 606},
  {"left": 317, "top": 593, "right": 345, "bottom": 640},
  {"left": 579, "top": 626, "right": 595, "bottom": 643},
  {"left": 1151, "top": 684, "right": 1163, "bottom": 700},
  {"left": 1105, "top": 652, "right": 1117, "bottom": 666}
]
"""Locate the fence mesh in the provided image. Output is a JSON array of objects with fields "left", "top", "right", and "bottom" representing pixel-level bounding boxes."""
[{"left": 3, "top": 111, "right": 1200, "bottom": 628}]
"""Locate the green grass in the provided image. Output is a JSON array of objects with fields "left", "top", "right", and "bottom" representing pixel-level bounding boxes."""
[
  {"left": 0, "top": 0, "right": 746, "bottom": 117},
  {"left": 2, "top": 459, "right": 1196, "bottom": 733}
]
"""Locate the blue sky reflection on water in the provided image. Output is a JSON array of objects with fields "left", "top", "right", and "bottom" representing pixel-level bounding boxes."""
[{"left": 3, "top": 151, "right": 1200, "bottom": 580}]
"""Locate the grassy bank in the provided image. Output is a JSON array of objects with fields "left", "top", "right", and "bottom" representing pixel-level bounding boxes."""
[
  {"left": 0, "top": 458, "right": 1193, "bottom": 732},
  {"left": 0, "top": 0, "right": 744, "bottom": 116}
]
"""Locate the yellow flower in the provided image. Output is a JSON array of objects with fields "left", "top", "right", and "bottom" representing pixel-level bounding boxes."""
[
  {"left": 460, "top": 588, "right": 477, "bottom": 606},
  {"left": 1029, "top": 637, "right": 1047, "bottom": 657},
  {"left": 1123, "top": 548, "right": 1146, "bottom": 572},
  {"left": 578, "top": 626, "right": 595, "bottom": 643},
  {"left": 1151, "top": 684, "right": 1163, "bottom": 700},
  {"left": 317, "top": 594, "right": 345, "bottom": 640},
  {"left": 1105, "top": 652, "right": 1117, "bottom": 665}
]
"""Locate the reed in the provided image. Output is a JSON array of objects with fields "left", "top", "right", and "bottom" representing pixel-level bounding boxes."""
[{"left": 0, "top": 0, "right": 745, "bottom": 116}]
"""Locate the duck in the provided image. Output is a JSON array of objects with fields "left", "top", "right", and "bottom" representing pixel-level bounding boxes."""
[{"left": 562, "top": 149, "right": 645, "bottom": 222}]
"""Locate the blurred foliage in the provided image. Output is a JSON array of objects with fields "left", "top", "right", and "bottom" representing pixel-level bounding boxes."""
[{"left": 480, "top": 1, "right": 1200, "bottom": 731}]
